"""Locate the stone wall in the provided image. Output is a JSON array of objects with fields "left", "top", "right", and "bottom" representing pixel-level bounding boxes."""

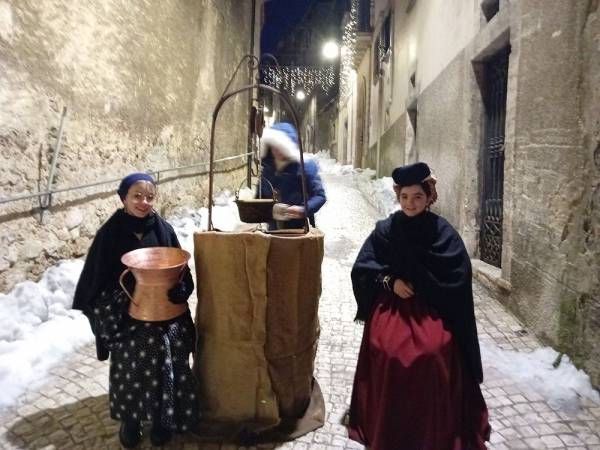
[
  {"left": 378, "top": 113, "right": 405, "bottom": 178},
  {"left": 580, "top": 0, "right": 600, "bottom": 386},
  {"left": 415, "top": 53, "right": 467, "bottom": 230},
  {"left": 365, "top": 142, "right": 378, "bottom": 172},
  {"left": 504, "top": 0, "right": 600, "bottom": 386},
  {"left": 0, "top": 0, "right": 257, "bottom": 291}
]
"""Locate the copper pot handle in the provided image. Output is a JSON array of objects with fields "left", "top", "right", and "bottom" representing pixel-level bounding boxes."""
[
  {"left": 178, "top": 266, "right": 186, "bottom": 283},
  {"left": 119, "top": 268, "right": 138, "bottom": 305}
]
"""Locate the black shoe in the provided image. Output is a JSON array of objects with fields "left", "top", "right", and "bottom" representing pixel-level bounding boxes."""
[
  {"left": 119, "top": 421, "right": 142, "bottom": 448},
  {"left": 150, "top": 424, "right": 172, "bottom": 447}
]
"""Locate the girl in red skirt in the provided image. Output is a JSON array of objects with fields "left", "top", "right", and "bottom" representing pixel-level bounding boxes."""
[{"left": 349, "top": 162, "right": 491, "bottom": 450}]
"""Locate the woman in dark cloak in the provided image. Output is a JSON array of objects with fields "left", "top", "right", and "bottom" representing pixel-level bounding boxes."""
[
  {"left": 348, "top": 162, "right": 491, "bottom": 450},
  {"left": 72, "top": 173, "right": 199, "bottom": 448}
]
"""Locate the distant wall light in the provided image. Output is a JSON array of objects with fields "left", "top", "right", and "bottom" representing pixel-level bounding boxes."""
[
  {"left": 295, "top": 90, "right": 306, "bottom": 101},
  {"left": 322, "top": 41, "right": 339, "bottom": 60}
]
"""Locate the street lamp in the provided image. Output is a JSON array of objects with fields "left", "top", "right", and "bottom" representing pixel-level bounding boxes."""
[
  {"left": 295, "top": 90, "right": 306, "bottom": 101},
  {"left": 322, "top": 41, "right": 339, "bottom": 60}
]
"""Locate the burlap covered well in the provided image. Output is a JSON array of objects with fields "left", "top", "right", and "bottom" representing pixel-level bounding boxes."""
[{"left": 192, "top": 228, "right": 325, "bottom": 442}]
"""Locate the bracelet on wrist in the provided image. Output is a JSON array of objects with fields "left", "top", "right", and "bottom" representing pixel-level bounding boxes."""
[{"left": 382, "top": 275, "right": 394, "bottom": 292}]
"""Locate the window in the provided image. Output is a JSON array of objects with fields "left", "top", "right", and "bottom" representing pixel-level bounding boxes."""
[
  {"left": 373, "top": 11, "right": 392, "bottom": 82},
  {"left": 357, "top": 0, "right": 372, "bottom": 32}
]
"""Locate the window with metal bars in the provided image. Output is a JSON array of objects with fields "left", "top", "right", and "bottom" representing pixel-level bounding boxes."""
[
  {"left": 373, "top": 11, "right": 392, "bottom": 82},
  {"left": 479, "top": 46, "right": 510, "bottom": 268}
]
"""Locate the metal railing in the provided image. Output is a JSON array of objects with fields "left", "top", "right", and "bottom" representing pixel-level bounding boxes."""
[{"left": 0, "top": 152, "right": 251, "bottom": 206}]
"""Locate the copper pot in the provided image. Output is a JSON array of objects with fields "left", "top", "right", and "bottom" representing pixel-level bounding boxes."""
[{"left": 119, "top": 247, "right": 191, "bottom": 321}]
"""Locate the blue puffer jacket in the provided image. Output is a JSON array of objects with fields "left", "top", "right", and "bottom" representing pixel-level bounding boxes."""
[{"left": 258, "top": 155, "right": 326, "bottom": 229}]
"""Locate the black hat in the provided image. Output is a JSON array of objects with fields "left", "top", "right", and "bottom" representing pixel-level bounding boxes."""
[{"left": 391, "top": 162, "right": 431, "bottom": 186}]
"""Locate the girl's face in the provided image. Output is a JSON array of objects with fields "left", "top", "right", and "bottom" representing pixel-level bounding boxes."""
[
  {"left": 395, "top": 184, "right": 431, "bottom": 217},
  {"left": 122, "top": 181, "right": 157, "bottom": 218},
  {"left": 270, "top": 146, "right": 286, "bottom": 162}
]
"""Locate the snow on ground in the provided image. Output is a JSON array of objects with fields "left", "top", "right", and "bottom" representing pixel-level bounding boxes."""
[
  {"left": 0, "top": 260, "right": 92, "bottom": 408},
  {"left": 0, "top": 152, "right": 597, "bottom": 411},
  {"left": 481, "top": 342, "right": 600, "bottom": 408}
]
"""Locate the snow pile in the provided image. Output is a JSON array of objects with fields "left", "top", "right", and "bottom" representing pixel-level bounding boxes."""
[
  {"left": 169, "top": 206, "right": 203, "bottom": 258},
  {"left": 311, "top": 151, "right": 398, "bottom": 217},
  {"left": 308, "top": 150, "right": 355, "bottom": 176},
  {"left": 354, "top": 169, "right": 398, "bottom": 217},
  {"left": 482, "top": 343, "right": 600, "bottom": 410},
  {"left": 206, "top": 190, "right": 243, "bottom": 232},
  {"left": 0, "top": 260, "right": 93, "bottom": 408},
  {"left": 170, "top": 191, "right": 243, "bottom": 243}
]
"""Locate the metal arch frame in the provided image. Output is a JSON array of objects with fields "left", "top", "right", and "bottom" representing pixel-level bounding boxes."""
[{"left": 207, "top": 83, "right": 310, "bottom": 234}]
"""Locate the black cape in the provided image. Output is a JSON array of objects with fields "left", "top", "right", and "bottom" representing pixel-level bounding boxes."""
[
  {"left": 72, "top": 209, "right": 193, "bottom": 360},
  {"left": 351, "top": 210, "right": 483, "bottom": 383}
]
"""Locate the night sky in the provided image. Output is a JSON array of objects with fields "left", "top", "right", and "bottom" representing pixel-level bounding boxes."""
[{"left": 261, "top": 0, "right": 313, "bottom": 55}]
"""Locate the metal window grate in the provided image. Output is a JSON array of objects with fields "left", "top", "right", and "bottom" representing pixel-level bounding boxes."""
[{"left": 480, "top": 47, "right": 510, "bottom": 267}]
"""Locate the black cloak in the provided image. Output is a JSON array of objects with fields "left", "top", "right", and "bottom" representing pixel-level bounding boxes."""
[
  {"left": 72, "top": 209, "right": 193, "bottom": 361},
  {"left": 351, "top": 210, "right": 483, "bottom": 383}
]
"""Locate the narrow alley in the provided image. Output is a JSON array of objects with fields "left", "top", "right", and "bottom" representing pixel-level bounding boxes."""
[
  {"left": 1, "top": 171, "right": 598, "bottom": 449},
  {"left": 1, "top": 2, "right": 599, "bottom": 449}
]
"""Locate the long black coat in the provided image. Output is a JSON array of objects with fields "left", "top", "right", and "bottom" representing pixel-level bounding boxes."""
[
  {"left": 72, "top": 209, "right": 193, "bottom": 360},
  {"left": 351, "top": 210, "right": 483, "bottom": 383}
]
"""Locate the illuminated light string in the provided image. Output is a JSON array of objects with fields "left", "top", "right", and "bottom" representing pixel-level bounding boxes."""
[
  {"left": 260, "top": 65, "right": 337, "bottom": 98},
  {"left": 339, "top": 0, "right": 358, "bottom": 101},
  {"left": 260, "top": 0, "right": 358, "bottom": 101}
]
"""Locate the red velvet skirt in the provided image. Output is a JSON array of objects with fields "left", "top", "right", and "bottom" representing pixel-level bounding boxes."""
[{"left": 348, "top": 292, "right": 490, "bottom": 450}]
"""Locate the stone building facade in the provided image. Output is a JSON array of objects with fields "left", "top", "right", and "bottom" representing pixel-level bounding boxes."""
[
  {"left": 0, "top": 0, "right": 263, "bottom": 291},
  {"left": 338, "top": 0, "right": 600, "bottom": 387}
]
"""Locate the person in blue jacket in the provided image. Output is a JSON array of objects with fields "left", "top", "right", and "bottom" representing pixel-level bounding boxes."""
[{"left": 257, "top": 122, "right": 326, "bottom": 230}]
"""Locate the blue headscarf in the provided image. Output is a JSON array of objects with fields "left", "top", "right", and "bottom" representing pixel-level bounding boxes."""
[{"left": 117, "top": 173, "right": 156, "bottom": 200}]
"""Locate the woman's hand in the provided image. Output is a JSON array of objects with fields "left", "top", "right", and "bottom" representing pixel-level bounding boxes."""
[
  {"left": 285, "top": 205, "right": 305, "bottom": 219},
  {"left": 393, "top": 279, "right": 415, "bottom": 299},
  {"left": 167, "top": 280, "right": 192, "bottom": 304}
]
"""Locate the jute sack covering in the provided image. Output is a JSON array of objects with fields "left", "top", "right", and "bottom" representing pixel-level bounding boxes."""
[
  {"left": 192, "top": 229, "right": 325, "bottom": 440},
  {"left": 265, "top": 230, "right": 322, "bottom": 416}
]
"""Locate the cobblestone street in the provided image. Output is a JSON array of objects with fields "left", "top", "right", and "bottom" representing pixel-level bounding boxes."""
[{"left": 1, "top": 173, "right": 599, "bottom": 449}]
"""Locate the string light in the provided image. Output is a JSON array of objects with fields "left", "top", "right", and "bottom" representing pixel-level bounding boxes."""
[
  {"left": 339, "top": 0, "right": 358, "bottom": 101},
  {"left": 261, "top": 65, "right": 336, "bottom": 98},
  {"left": 261, "top": 0, "right": 358, "bottom": 103}
]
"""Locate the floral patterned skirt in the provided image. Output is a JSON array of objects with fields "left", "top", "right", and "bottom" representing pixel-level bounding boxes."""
[{"left": 95, "top": 290, "right": 199, "bottom": 431}]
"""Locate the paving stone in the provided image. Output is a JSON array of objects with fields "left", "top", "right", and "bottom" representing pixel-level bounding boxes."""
[
  {"left": 544, "top": 435, "right": 569, "bottom": 448},
  {"left": 559, "top": 434, "right": 584, "bottom": 445},
  {"left": 505, "top": 438, "right": 530, "bottom": 449}
]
